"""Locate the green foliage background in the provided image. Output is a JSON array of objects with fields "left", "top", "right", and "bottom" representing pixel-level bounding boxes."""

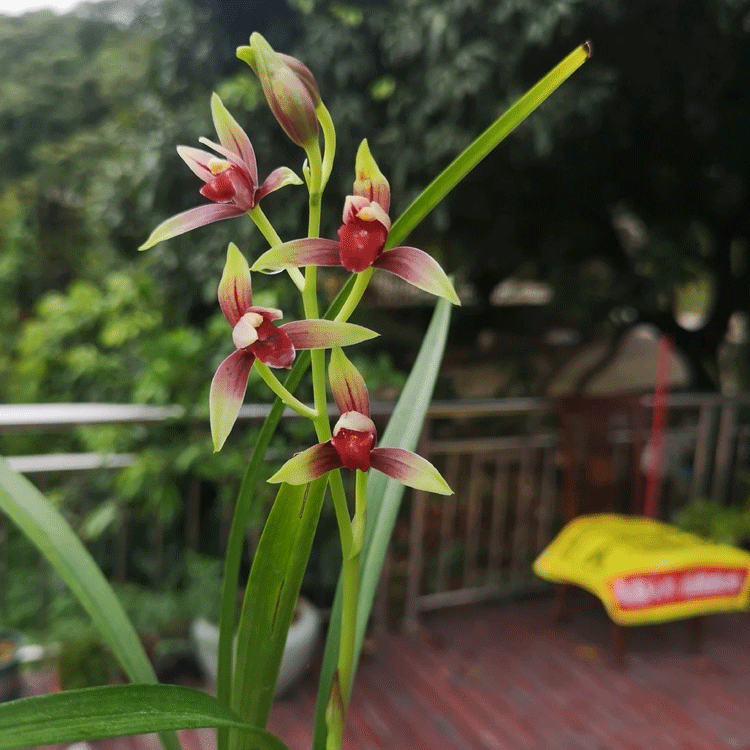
[{"left": 1, "top": 0, "right": 749, "bottom": 642}]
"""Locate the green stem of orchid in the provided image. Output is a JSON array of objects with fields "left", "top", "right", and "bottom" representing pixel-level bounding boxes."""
[
  {"left": 336, "top": 470, "right": 366, "bottom": 710},
  {"left": 328, "top": 467, "right": 354, "bottom": 557},
  {"left": 317, "top": 102, "right": 336, "bottom": 190},
  {"left": 334, "top": 269, "right": 374, "bottom": 323},
  {"left": 305, "top": 143, "right": 323, "bottom": 239},
  {"left": 249, "top": 205, "right": 306, "bottom": 292},
  {"left": 301, "top": 137, "right": 358, "bottom": 747},
  {"left": 351, "top": 469, "right": 367, "bottom": 556},
  {"left": 253, "top": 360, "right": 318, "bottom": 419}
]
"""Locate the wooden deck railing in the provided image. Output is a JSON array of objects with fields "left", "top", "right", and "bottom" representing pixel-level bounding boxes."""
[{"left": 1, "top": 393, "right": 749, "bottom": 629}]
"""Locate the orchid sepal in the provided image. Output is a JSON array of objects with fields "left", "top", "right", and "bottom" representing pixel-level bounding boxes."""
[
  {"left": 210, "top": 349, "right": 256, "bottom": 452},
  {"left": 353, "top": 139, "right": 390, "bottom": 212},
  {"left": 251, "top": 238, "right": 340, "bottom": 272},
  {"left": 176, "top": 145, "right": 218, "bottom": 182},
  {"left": 372, "top": 246, "right": 461, "bottom": 305},
  {"left": 210, "top": 92, "right": 258, "bottom": 182},
  {"left": 329, "top": 347, "right": 370, "bottom": 417},
  {"left": 138, "top": 204, "right": 245, "bottom": 251},
  {"left": 369, "top": 447, "right": 453, "bottom": 495},
  {"left": 218, "top": 242, "right": 254, "bottom": 326},
  {"left": 268, "top": 441, "right": 343, "bottom": 485},
  {"left": 279, "top": 320, "right": 378, "bottom": 349}
]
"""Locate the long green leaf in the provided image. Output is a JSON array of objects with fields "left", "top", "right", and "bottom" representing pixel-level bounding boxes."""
[
  {"left": 0, "top": 684, "right": 289, "bottom": 750},
  {"left": 0, "top": 458, "right": 180, "bottom": 750},
  {"left": 311, "top": 296, "right": 452, "bottom": 750},
  {"left": 230, "top": 476, "right": 328, "bottom": 750},
  {"left": 386, "top": 42, "right": 590, "bottom": 251}
]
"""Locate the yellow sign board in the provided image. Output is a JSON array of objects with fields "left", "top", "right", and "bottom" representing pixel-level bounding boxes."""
[{"left": 533, "top": 514, "right": 750, "bottom": 625}]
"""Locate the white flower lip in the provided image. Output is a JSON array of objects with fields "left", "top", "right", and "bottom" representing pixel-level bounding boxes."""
[
  {"left": 333, "top": 411, "right": 376, "bottom": 437},
  {"left": 232, "top": 312, "right": 264, "bottom": 349}
]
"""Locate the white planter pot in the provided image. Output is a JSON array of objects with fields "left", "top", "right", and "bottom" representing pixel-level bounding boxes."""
[{"left": 190, "top": 596, "right": 321, "bottom": 697}]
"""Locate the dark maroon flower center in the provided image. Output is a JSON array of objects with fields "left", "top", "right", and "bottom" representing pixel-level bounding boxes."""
[
  {"left": 331, "top": 427, "right": 376, "bottom": 471},
  {"left": 201, "top": 166, "right": 255, "bottom": 209},
  {"left": 337, "top": 215, "right": 388, "bottom": 273},
  {"left": 251, "top": 317, "right": 295, "bottom": 368}
]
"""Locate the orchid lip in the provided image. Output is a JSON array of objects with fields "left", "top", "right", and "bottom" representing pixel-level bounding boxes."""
[
  {"left": 232, "top": 312, "right": 264, "bottom": 349},
  {"left": 333, "top": 411, "right": 376, "bottom": 437}
]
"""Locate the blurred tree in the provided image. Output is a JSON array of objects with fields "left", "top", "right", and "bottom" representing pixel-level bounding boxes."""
[{"left": 281, "top": 0, "right": 750, "bottom": 390}]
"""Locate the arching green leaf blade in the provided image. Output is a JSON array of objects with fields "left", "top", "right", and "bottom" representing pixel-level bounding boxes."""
[
  {"left": 0, "top": 457, "right": 180, "bottom": 750},
  {"left": 0, "top": 684, "right": 289, "bottom": 750}
]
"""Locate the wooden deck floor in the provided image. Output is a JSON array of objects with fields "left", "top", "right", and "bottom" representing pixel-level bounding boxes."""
[{"left": 24, "top": 595, "right": 750, "bottom": 750}]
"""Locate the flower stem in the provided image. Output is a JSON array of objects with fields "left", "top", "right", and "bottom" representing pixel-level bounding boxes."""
[
  {"left": 249, "top": 205, "right": 306, "bottom": 292},
  {"left": 351, "top": 469, "right": 367, "bottom": 556},
  {"left": 334, "top": 268, "right": 374, "bottom": 323},
  {"left": 253, "top": 360, "right": 317, "bottom": 418},
  {"left": 305, "top": 142, "right": 323, "bottom": 240},
  {"left": 337, "top": 470, "right": 366, "bottom": 708}
]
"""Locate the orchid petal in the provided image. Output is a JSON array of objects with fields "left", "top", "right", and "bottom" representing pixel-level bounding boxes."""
[
  {"left": 268, "top": 441, "right": 343, "bottom": 485},
  {"left": 256, "top": 167, "right": 304, "bottom": 202},
  {"left": 372, "top": 246, "right": 460, "bottom": 305},
  {"left": 210, "top": 349, "right": 255, "bottom": 451},
  {"left": 176, "top": 146, "right": 217, "bottom": 183},
  {"left": 280, "top": 320, "right": 378, "bottom": 350},
  {"left": 198, "top": 137, "right": 248, "bottom": 171},
  {"left": 251, "top": 238, "right": 341, "bottom": 272},
  {"left": 355, "top": 200, "right": 391, "bottom": 232},
  {"left": 218, "top": 243, "right": 253, "bottom": 326},
  {"left": 353, "top": 140, "right": 390, "bottom": 213},
  {"left": 210, "top": 93, "right": 258, "bottom": 184},
  {"left": 342, "top": 195, "right": 371, "bottom": 224},
  {"left": 329, "top": 346, "right": 370, "bottom": 417},
  {"left": 138, "top": 204, "right": 245, "bottom": 251},
  {"left": 369, "top": 448, "right": 453, "bottom": 495},
  {"left": 247, "top": 305, "right": 283, "bottom": 321}
]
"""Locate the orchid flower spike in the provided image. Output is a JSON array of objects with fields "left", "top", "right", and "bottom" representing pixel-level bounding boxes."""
[
  {"left": 237, "top": 33, "right": 320, "bottom": 150},
  {"left": 139, "top": 93, "right": 302, "bottom": 251},
  {"left": 269, "top": 347, "right": 452, "bottom": 494},
  {"left": 210, "top": 245, "right": 378, "bottom": 451},
  {"left": 251, "top": 140, "right": 461, "bottom": 305}
]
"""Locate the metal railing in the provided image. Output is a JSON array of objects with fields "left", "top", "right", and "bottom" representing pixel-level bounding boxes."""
[{"left": 1, "top": 393, "right": 749, "bottom": 630}]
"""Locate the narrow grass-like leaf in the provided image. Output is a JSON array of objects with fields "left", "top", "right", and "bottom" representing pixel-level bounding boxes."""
[
  {"left": 0, "top": 684, "right": 288, "bottom": 750},
  {"left": 311, "top": 296, "right": 452, "bottom": 750},
  {"left": 385, "top": 42, "right": 591, "bottom": 251},
  {"left": 0, "top": 458, "right": 180, "bottom": 750},
  {"left": 230, "top": 477, "right": 328, "bottom": 750}
]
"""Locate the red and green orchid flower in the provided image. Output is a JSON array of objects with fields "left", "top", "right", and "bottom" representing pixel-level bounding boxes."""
[
  {"left": 210, "top": 244, "right": 377, "bottom": 451},
  {"left": 269, "top": 347, "right": 452, "bottom": 494},
  {"left": 139, "top": 93, "right": 302, "bottom": 251},
  {"left": 250, "top": 141, "right": 460, "bottom": 305}
]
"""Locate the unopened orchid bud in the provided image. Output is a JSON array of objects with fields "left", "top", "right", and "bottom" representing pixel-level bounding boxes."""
[
  {"left": 237, "top": 33, "right": 319, "bottom": 149},
  {"left": 278, "top": 53, "right": 321, "bottom": 108}
]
